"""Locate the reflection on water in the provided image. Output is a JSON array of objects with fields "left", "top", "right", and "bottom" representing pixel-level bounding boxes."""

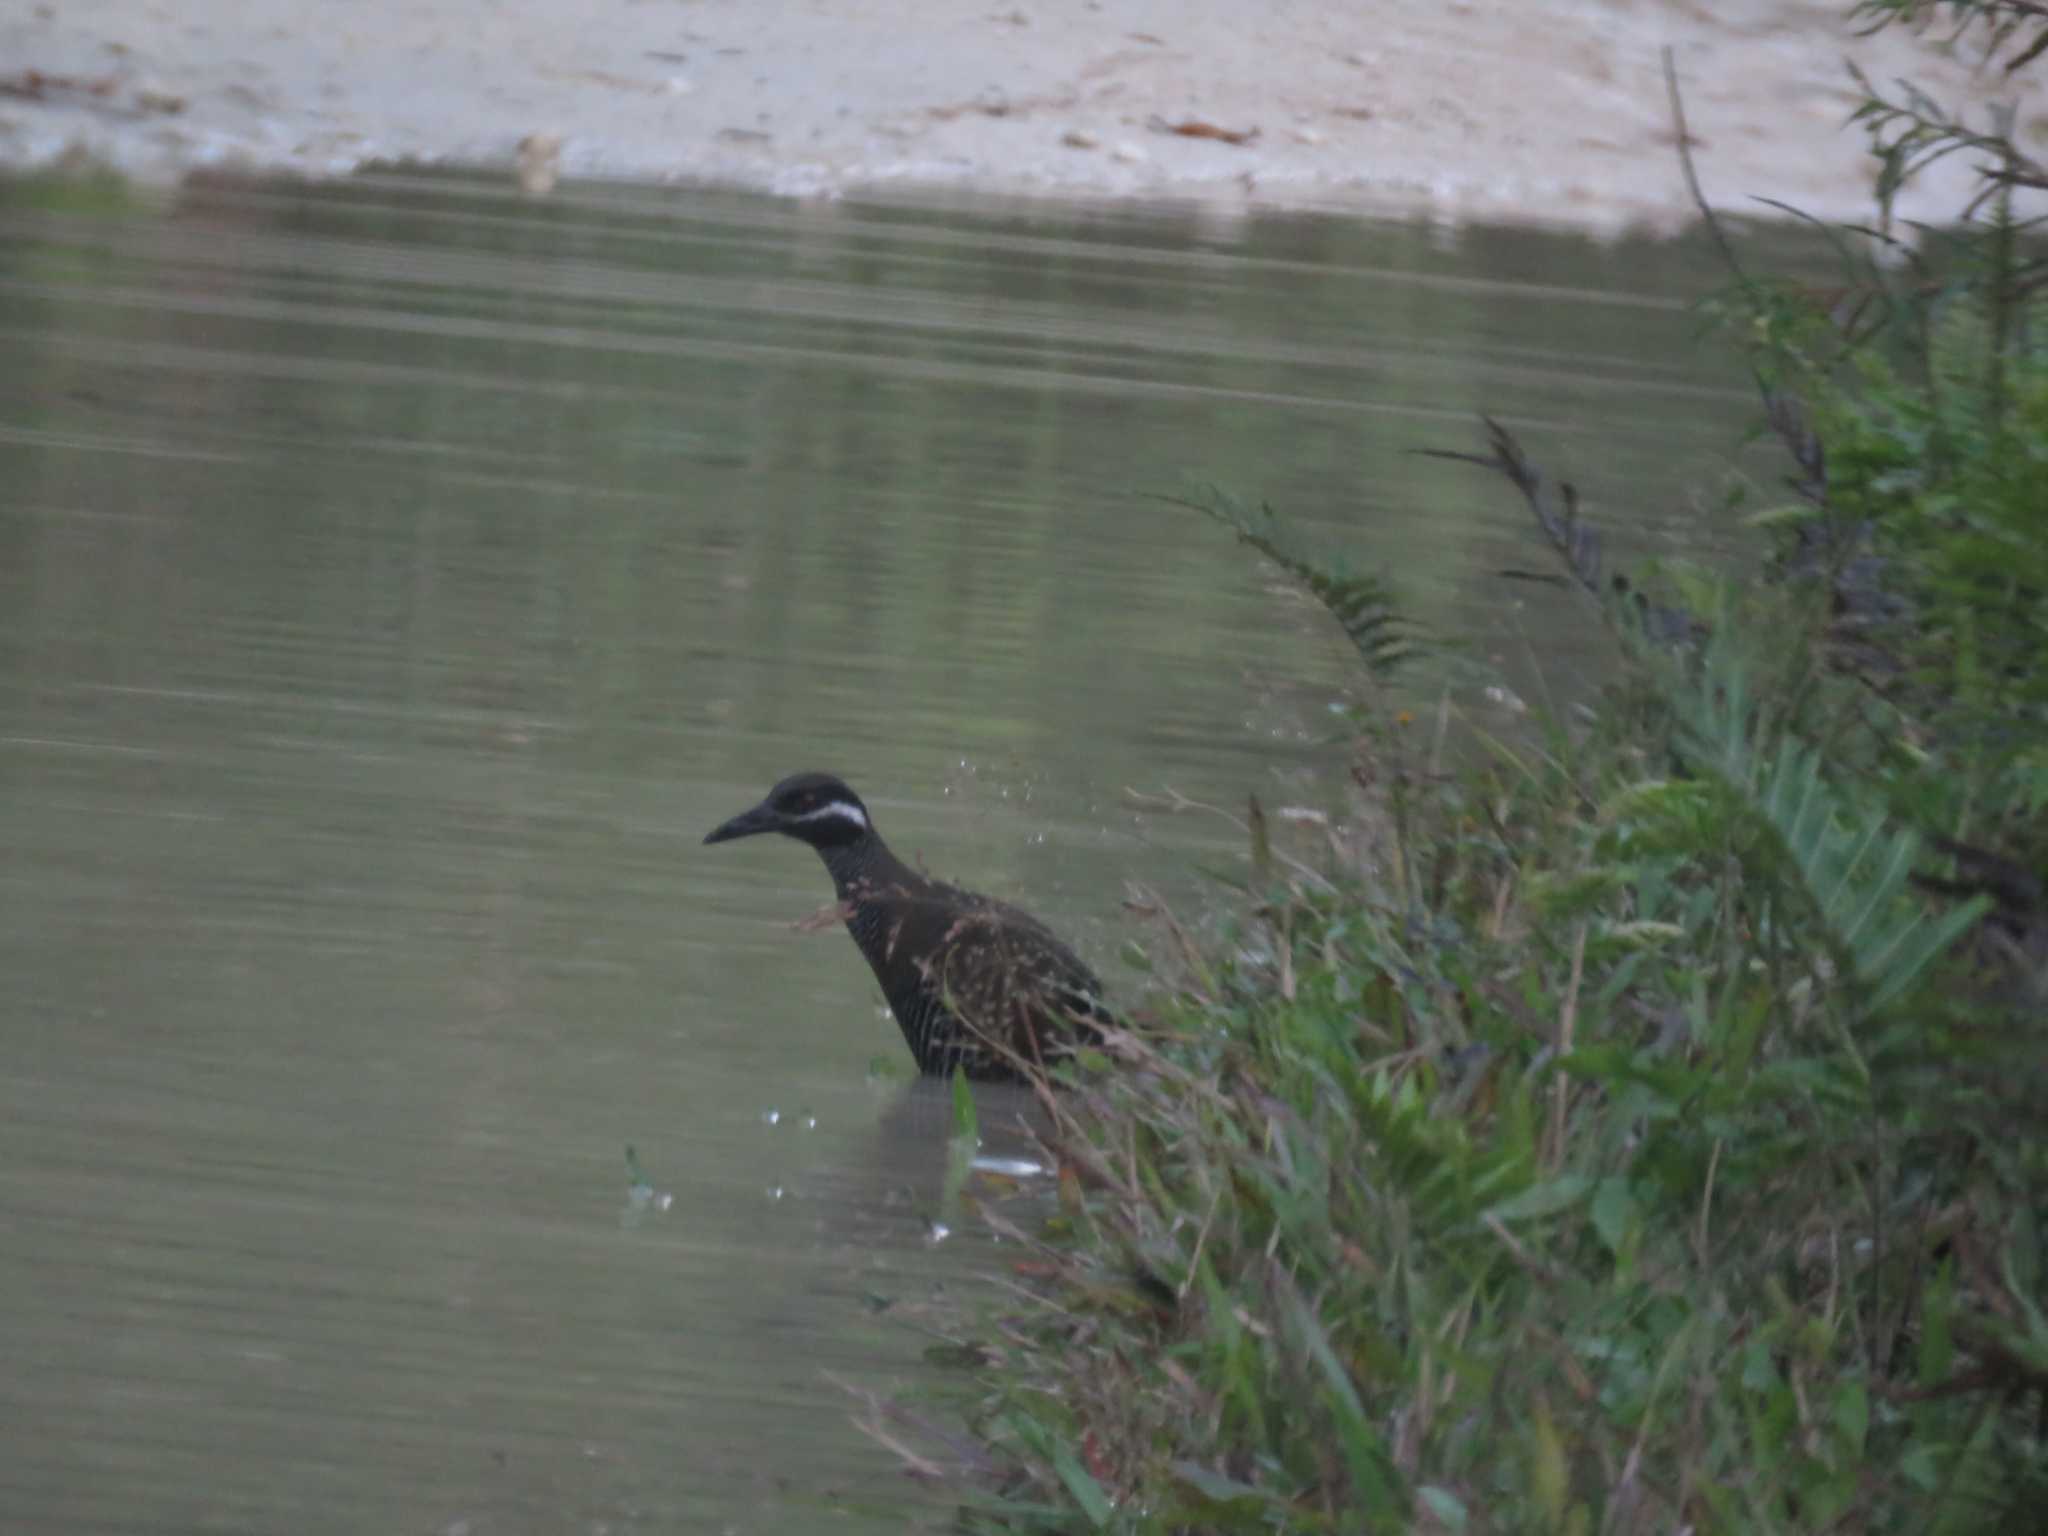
[{"left": 0, "top": 170, "right": 1758, "bottom": 1530}]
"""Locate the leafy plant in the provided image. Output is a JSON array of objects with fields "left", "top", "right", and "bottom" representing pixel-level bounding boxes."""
[{"left": 923, "top": 9, "right": 2048, "bottom": 1532}]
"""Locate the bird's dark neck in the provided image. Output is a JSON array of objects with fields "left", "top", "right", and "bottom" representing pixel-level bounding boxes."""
[{"left": 815, "top": 830, "right": 926, "bottom": 906}]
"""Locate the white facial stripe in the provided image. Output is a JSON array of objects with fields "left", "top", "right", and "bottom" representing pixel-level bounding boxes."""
[{"left": 791, "top": 801, "right": 867, "bottom": 830}]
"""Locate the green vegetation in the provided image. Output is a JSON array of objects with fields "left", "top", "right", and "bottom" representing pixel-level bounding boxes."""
[{"left": 926, "top": 8, "right": 2048, "bottom": 1531}]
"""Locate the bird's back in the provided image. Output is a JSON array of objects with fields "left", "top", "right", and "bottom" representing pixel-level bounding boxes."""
[{"left": 842, "top": 868, "right": 1105, "bottom": 1079}]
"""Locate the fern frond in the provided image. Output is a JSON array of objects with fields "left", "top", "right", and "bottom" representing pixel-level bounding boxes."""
[
  {"left": 1167, "top": 485, "right": 1420, "bottom": 680},
  {"left": 1662, "top": 639, "right": 1990, "bottom": 1014}
]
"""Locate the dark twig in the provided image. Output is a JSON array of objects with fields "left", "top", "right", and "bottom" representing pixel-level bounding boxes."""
[
  {"left": 1417, "top": 420, "right": 1705, "bottom": 649},
  {"left": 1415, "top": 418, "right": 1603, "bottom": 602},
  {"left": 1662, "top": 51, "right": 1832, "bottom": 500},
  {"left": 1663, "top": 48, "right": 1752, "bottom": 291}
]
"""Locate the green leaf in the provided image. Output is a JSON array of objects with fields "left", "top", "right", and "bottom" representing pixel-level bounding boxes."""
[
  {"left": 1525, "top": 866, "right": 1633, "bottom": 919},
  {"left": 1741, "top": 1337, "right": 1777, "bottom": 1392},
  {"left": 1274, "top": 1273, "right": 1396, "bottom": 1506},
  {"left": 950, "top": 1065, "right": 979, "bottom": 1141},
  {"left": 1417, "top": 1485, "right": 1470, "bottom": 1529},
  {"left": 1170, "top": 1461, "right": 1275, "bottom": 1510},
  {"left": 1600, "top": 919, "right": 1687, "bottom": 949},
  {"left": 1833, "top": 1381, "right": 1869, "bottom": 1455},
  {"left": 1919, "top": 1259, "right": 1955, "bottom": 1387},
  {"left": 1742, "top": 501, "right": 1824, "bottom": 527},
  {"left": 1590, "top": 1177, "right": 1636, "bottom": 1257},
  {"left": 1900, "top": 1444, "right": 1939, "bottom": 1492},
  {"left": 1002, "top": 1413, "right": 1114, "bottom": 1529},
  {"left": 1046, "top": 1437, "right": 1115, "bottom": 1528},
  {"left": 1486, "top": 1174, "right": 1592, "bottom": 1223}
]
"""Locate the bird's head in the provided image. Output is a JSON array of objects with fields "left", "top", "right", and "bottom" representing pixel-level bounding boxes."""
[{"left": 703, "top": 771, "right": 874, "bottom": 850}]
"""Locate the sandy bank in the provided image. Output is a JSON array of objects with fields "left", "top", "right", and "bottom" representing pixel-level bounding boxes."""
[{"left": 3, "top": 1, "right": 2042, "bottom": 232}]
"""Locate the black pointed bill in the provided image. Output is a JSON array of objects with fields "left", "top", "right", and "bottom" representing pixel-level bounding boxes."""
[{"left": 703, "top": 800, "right": 780, "bottom": 845}]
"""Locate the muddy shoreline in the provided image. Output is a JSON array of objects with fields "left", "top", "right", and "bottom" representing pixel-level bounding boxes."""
[{"left": 4, "top": 2, "right": 2042, "bottom": 232}]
